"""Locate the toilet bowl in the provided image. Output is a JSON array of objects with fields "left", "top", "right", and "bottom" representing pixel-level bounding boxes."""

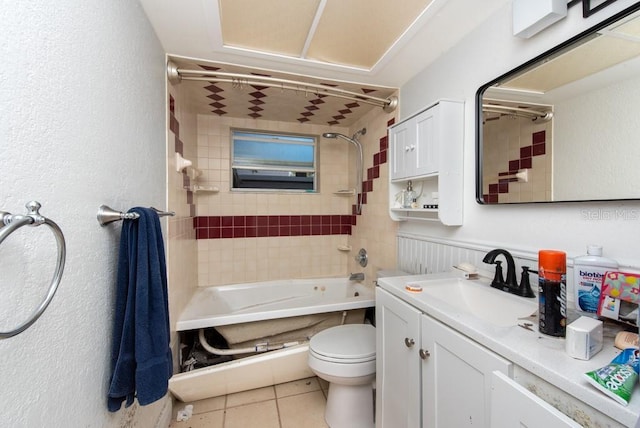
[{"left": 308, "top": 323, "right": 376, "bottom": 428}]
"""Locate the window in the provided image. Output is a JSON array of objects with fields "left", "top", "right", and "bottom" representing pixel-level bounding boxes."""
[{"left": 231, "top": 130, "right": 317, "bottom": 191}]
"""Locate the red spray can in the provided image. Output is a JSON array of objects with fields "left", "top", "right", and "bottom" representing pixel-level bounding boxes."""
[{"left": 538, "top": 250, "right": 567, "bottom": 337}]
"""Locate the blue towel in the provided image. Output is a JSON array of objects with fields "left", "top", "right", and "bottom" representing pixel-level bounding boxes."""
[{"left": 108, "top": 207, "right": 172, "bottom": 412}]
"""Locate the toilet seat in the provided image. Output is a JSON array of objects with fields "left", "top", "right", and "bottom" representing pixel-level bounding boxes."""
[{"left": 309, "top": 324, "right": 375, "bottom": 363}]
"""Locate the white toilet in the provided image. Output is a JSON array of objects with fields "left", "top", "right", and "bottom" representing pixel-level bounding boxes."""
[{"left": 308, "top": 323, "right": 376, "bottom": 428}]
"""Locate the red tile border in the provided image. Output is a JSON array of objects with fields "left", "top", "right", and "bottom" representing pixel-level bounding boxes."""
[{"left": 194, "top": 214, "right": 358, "bottom": 239}]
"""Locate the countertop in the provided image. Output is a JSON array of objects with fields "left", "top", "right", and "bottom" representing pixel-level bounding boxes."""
[{"left": 377, "top": 272, "right": 640, "bottom": 428}]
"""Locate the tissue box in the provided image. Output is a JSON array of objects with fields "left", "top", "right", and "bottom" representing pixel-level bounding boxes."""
[
  {"left": 597, "top": 271, "right": 640, "bottom": 326},
  {"left": 566, "top": 316, "right": 603, "bottom": 360}
]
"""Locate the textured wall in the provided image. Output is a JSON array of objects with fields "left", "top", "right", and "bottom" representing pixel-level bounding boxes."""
[
  {"left": 554, "top": 73, "right": 640, "bottom": 200},
  {"left": 1, "top": 1, "right": 169, "bottom": 426}
]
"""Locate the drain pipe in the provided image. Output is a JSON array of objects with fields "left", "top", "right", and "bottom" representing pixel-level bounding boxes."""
[{"left": 198, "top": 329, "right": 302, "bottom": 356}]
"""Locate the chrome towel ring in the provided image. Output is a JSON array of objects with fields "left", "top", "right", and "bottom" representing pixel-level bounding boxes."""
[{"left": 0, "top": 201, "right": 66, "bottom": 338}]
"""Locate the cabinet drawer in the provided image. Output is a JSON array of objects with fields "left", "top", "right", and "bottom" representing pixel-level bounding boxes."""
[{"left": 491, "top": 371, "right": 582, "bottom": 427}]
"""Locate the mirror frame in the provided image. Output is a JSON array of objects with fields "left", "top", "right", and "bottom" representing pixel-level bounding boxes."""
[{"left": 475, "top": 2, "right": 640, "bottom": 205}]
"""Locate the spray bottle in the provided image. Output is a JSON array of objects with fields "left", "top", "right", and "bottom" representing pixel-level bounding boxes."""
[
  {"left": 539, "top": 250, "right": 567, "bottom": 337},
  {"left": 574, "top": 245, "right": 618, "bottom": 316}
]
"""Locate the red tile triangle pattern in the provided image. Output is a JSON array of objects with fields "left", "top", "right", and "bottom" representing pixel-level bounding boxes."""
[{"left": 483, "top": 130, "right": 546, "bottom": 203}]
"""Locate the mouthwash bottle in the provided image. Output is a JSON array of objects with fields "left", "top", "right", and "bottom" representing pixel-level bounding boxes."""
[{"left": 573, "top": 245, "right": 618, "bottom": 316}]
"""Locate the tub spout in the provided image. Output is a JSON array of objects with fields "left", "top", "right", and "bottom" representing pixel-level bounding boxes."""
[{"left": 349, "top": 272, "right": 365, "bottom": 281}]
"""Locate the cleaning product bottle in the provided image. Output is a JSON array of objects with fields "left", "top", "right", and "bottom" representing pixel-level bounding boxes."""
[
  {"left": 539, "top": 250, "right": 567, "bottom": 337},
  {"left": 574, "top": 245, "right": 618, "bottom": 316},
  {"left": 403, "top": 180, "right": 416, "bottom": 208}
]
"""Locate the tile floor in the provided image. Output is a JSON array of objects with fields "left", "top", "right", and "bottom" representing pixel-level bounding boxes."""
[{"left": 169, "top": 377, "right": 330, "bottom": 428}]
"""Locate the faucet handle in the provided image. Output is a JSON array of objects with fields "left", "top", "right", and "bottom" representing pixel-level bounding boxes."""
[
  {"left": 491, "top": 260, "right": 505, "bottom": 288},
  {"left": 517, "top": 266, "right": 536, "bottom": 298}
]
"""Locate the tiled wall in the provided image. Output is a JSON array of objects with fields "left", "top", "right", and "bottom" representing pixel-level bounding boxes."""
[
  {"left": 167, "top": 83, "right": 199, "bottom": 331},
  {"left": 193, "top": 105, "right": 398, "bottom": 286},
  {"left": 347, "top": 107, "right": 399, "bottom": 283},
  {"left": 195, "top": 116, "right": 353, "bottom": 286},
  {"left": 482, "top": 115, "right": 552, "bottom": 203},
  {"left": 194, "top": 214, "right": 356, "bottom": 239}
]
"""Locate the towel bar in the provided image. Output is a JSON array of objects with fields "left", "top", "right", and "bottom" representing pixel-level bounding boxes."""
[
  {"left": 0, "top": 201, "right": 66, "bottom": 339},
  {"left": 97, "top": 205, "right": 175, "bottom": 226}
]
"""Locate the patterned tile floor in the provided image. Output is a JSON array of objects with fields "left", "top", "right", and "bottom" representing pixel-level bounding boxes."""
[{"left": 169, "top": 377, "right": 329, "bottom": 428}]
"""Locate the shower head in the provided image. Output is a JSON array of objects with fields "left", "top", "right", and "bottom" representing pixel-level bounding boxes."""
[
  {"left": 322, "top": 129, "right": 366, "bottom": 141},
  {"left": 322, "top": 132, "right": 360, "bottom": 146}
]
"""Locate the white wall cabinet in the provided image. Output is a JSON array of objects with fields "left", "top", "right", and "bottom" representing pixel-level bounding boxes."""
[
  {"left": 390, "top": 107, "right": 439, "bottom": 179},
  {"left": 388, "top": 99, "right": 463, "bottom": 225},
  {"left": 376, "top": 288, "right": 510, "bottom": 428}
]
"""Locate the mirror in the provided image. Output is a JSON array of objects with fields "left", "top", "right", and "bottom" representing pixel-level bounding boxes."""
[{"left": 476, "top": 3, "right": 640, "bottom": 204}]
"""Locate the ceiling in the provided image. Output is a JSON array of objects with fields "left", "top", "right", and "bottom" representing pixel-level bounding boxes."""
[{"left": 139, "top": 0, "right": 511, "bottom": 125}]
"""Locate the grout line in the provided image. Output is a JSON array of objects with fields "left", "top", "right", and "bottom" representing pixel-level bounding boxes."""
[{"left": 275, "top": 395, "right": 283, "bottom": 428}]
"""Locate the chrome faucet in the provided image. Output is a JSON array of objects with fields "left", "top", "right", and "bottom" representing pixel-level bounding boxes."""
[
  {"left": 482, "top": 249, "right": 535, "bottom": 298},
  {"left": 349, "top": 272, "right": 365, "bottom": 281}
]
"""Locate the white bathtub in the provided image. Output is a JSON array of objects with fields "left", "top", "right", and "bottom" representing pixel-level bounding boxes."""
[
  {"left": 170, "top": 277, "right": 375, "bottom": 402},
  {"left": 176, "top": 277, "right": 375, "bottom": 331}
]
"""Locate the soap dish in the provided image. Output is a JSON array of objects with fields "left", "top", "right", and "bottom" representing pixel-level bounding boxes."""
[{"left": 405, "top": 283, "right": 423, "bottom": 293}]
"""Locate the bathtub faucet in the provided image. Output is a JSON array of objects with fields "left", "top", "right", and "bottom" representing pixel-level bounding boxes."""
[{"left": 349, "top": 272, "right": 365, "bottom": 281}]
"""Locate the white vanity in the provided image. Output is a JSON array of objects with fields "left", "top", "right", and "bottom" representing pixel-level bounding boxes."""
[{"left": 375, "top": 272, "right": 640, "bottom": 428}]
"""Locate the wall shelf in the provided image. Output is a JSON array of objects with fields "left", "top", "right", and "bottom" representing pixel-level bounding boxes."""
[{"left": 388, "top": 99, "right": 464, "bottom": 226}]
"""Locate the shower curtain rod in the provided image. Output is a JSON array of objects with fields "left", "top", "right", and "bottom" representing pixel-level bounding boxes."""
[
  {"left": 167, "top": 61, "right": 398, "bottom": 112},
  {"left": 482, "top": 104, "right": 553, "bottom": 121}
]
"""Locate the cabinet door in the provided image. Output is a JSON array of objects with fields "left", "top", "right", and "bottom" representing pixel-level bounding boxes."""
[
  {"left": 389, "top": 120, "right": 415, "bottom": 180},
  {"left": 421, "top": 315, "right": 511, "bottom": 428},
  {"left": 490, "top": 371, "right": 582, "bottom": 428},
  {"left": 414, "top": 107, "right": 438, "bottom": 177},
  {"left": 375, "top": 288, "right": 422, "bottom": 428}
]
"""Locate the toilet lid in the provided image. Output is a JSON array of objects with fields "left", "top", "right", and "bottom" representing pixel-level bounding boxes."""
[{"left": 309, "top": 324, "right": 376, "bottom": 361}]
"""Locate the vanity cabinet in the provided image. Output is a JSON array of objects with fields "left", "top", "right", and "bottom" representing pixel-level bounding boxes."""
[
  {"left": 388, "top": 99, "right": 463, "bottom": 225},
  {"left": 490, "top": 371, "right": 582, "bottom": 427},
  {"left": 421, "top": 314, "right": 511, "bottom": 427},
  {"left": 375, "top": 286, "right": 422, "bottom": 427},
  {"left": 376, "top": 288, "right": 510, "bottom": 428}
]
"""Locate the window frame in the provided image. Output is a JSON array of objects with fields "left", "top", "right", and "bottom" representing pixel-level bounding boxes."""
[{"left": 230, "top": 128, "right": 319, "bottom": 193}]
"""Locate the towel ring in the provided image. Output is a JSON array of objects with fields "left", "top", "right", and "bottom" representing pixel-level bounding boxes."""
[{"left": 0, "top": 201, "right": 66, "bottom": 338}]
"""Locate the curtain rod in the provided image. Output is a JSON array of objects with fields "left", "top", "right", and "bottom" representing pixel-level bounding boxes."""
[
  {"left": 482, "top": 104, "right": 553, "bottom": 121},
  {"left": 167, "top": 61, "right": 398, "bottom": 112}
]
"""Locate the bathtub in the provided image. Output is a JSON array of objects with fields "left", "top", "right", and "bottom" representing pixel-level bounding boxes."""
[{"left": 169, "top": 277, "right": 375, "bottom": 402}]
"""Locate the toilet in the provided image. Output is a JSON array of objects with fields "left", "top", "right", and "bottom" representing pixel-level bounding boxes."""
[{"left": 308, "top": 323, "right": 376, "bottom": 428}]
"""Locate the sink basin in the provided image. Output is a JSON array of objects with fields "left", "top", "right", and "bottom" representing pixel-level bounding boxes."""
[{"left": 409, "top": 278, "right": 537, "bottom": 327}]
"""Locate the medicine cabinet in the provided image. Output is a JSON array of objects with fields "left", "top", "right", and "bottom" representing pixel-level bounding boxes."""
[{"left": 388, "top": 99, "right": 464, "bottom": 225}]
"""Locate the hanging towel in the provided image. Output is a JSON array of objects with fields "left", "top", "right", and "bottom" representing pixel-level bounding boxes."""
[{"left": 108, "top": 207, "right": 172, "bottom": 412}]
